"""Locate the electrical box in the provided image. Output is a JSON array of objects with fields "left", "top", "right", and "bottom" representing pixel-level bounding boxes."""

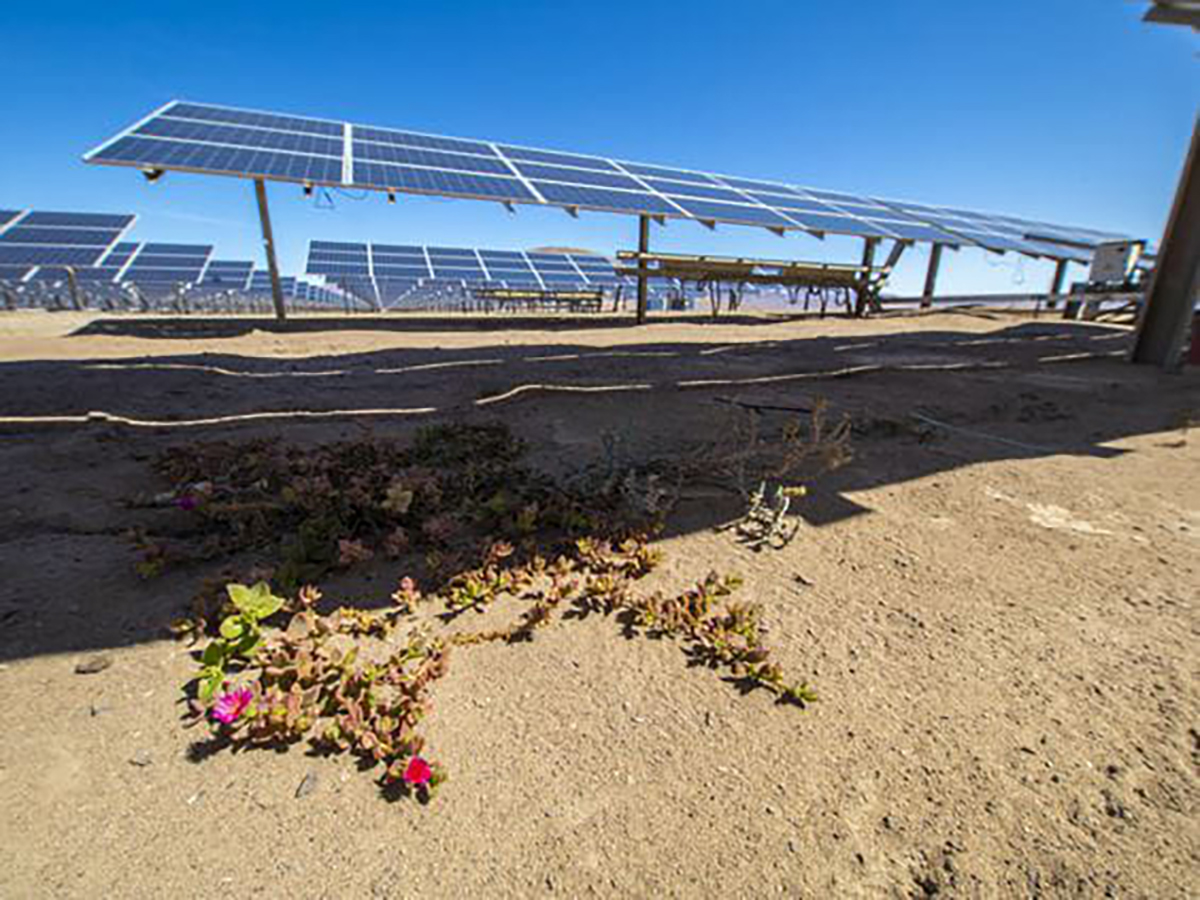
[{"left": 1089, "top": 241, "right": 1144, "bottom": 284}]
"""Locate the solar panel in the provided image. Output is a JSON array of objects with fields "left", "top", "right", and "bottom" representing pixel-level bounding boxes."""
[
  {"left": 201, "top": 260, "right": 254, "bottom": 289},
  {"left": 304, "top": 241, "right": 625, "bottom": 307},
  {"left": 87, "top": 101, "right": 1134, "bottom": 258},
  {"left": 0, "top": 265, "right": 34, "bottom": 281},
  {"left": 0, "top": 209, "right": 135, "bottom": 270},
  {"left": 122, "top": 242, "right": 212, "bottom": 287}
]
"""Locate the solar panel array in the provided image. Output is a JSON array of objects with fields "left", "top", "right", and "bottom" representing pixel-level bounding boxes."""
[
  {"left": 306, "top": 241, "right": 630, "bottom": 308},
  {"left": 121, "top": 242, "right": 212, "bottom": 290},
  {"left": 0, "top": 210, "right": 135, "bottom": 281},
  {"left": 200, "top": 259, "right": 254, "bottom": 289},
  {"left": 308, "top": 240, "right": 619, "bottom": 286},
  {"left": 85, "top": 100, "right": 1133, "bottom": 261}
]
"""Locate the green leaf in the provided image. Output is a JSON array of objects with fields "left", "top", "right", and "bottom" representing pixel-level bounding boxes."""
[
  {"left": 219, "top": 616, "right": 245, "bottom": 640},
  {"left": 199, "top": 667, "right": 223, "bottom": 702},
  {"left": 201, "top": 641, "right": 227, "bottom": 667},
  {"left": 227, "top": 581, "right": 284, "bottom": 621}
]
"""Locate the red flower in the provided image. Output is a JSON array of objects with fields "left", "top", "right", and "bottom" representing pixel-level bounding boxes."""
[{"left": 403, "top": 756, "right": 432, "bottom": 787}]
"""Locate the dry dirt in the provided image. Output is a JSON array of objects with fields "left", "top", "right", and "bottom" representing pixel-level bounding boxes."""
[{"left": 0, "top": 309, "right": 1196, "bottom": 899}]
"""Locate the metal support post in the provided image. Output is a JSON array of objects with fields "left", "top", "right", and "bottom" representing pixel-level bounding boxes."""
[
  {"left": 635, "top": 214, "right": 650, "bottom": 324},
  {"left": 253, "top": 178, "right": 288, "bottom": 322},
  {"left": 1132, "top": 116, "right": 1200, "bottom": 369},
  {"left": 921, "top": 244, "right": 943, "bottom": 308}
]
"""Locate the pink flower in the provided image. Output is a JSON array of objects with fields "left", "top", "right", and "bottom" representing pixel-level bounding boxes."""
[
  {"left": 403, "top": 756, "right": 432, "bottom": 787},
  {"left": 175, "top": 495, "right": 199, "bottom": 511},
  {"left": 211, "top": 688, "right": 253, "bottom": 724}
]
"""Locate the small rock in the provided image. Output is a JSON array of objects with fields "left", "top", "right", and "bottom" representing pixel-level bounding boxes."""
[
  {"left": 90, "top": 702, "right": 111, "bottom": 717},
  {"left": 765, "top": 804, "right": 778, "bottom": 816},
  {"left": 75, "top": 655, "right": 113, "bottom": 675},
  {"left": 787, "top": 839, "right": 798, "bottom": 854},
  {"left": 295, "top": 772, "right": 319, "bottom": 799},
  {"left": 130, "top": 750, "right": 153, "bottom": 767}
]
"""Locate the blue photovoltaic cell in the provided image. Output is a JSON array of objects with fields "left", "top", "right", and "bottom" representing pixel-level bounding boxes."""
[
  {"left": 0, "top": 210, "right": 22, "bottom": 227},
  {"left": 0, "top": 227, "right": 125, "bottom": 246},
  {"left": 784, "top": 212, "right": 896, "bottom": 238},
  {"left": 87, "top": 102, "right": 1132, "bottom": 252},
  {"left": 532, "top": 183, "right": 678, "bottom": 215},
  {"left": 100, "top": 242, "right": 139, "bottom": 264},
  {"left": 167, "top": 102, "right": 343, "bottom": 137},
  {"left": 0, "top": 265, "right": 33, "bottom": 280},
  {"left": 645, "top": 178, "right": 752, "bottom": 204},
  {"left": 137, "top": 118, "right": 344, "bottom": 157},
  {"left": 498, "top": 146, "right": 617, "bottom": 172},
  {"left": 352, "top": 162, "right": 535, "bottom": 201},
  {"left": 512, "top": 162, "right": 643, "bottom": 191},
  {"left": 354, "top": 142, "right": 513, "bottom": 175},
  {"left": 373, "top": 244, "right": 425, "bottom": 255},
  {"left": 99, "top": 135, "right": 343, "bottom": 183},
  {"left": 354, "top": 126, "right": 497, "bottom": 157},
  {"left": 427, "top": 247, "right": 480, "bottom": 257},
  {"left": 139, "top": 243, "right": 212, "bottom": 256},
  {"left": 617, "top": 163, "right": 718, "bottom": 185},
  {"left": 309, "top": 261, "right": 371, "bottom": 276},
  {"left": 125, "top": 270, "right": 204, "bottom": 282},
  {"left": 20, "top": 211, "right": 133, "bottom": 229},
  {"left": 668, "top": 199, "right": 796, "bottom": 229},
  {"left": 0, "top": 245, "right": 104, "bottom": 265},
  {"left": 717, "top": 177, "right": 803, "bottom": 195},
  {"left": 374, "top": 266, "right": 431, "bottom": 277},
  {"left": 311, "top": 240, "right": 366, "bottom": 251},
  {"left": 202, "top": 261, "right": 253, "bottom": 286}
]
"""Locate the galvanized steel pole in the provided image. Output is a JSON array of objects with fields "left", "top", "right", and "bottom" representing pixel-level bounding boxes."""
[
  {"left": 921, "top": 244, "right": 943, "bottom": 308},
  {"left": 1132, "top": 117, "right": 1200, "bottom": 369},
  {"left": 636, "top": 214, "right": 650, "bottom": 324},
  {"left": 254, "top": 178, "right": 288, "bottom": 322}
]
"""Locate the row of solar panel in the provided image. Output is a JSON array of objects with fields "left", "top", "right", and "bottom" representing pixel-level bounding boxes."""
[
  {"left": 305, "top": 242, "right": 624, "bottom": 288},
  {"left": 84, "top": 101, "right": 1127, "bottom": 262},
  {"left": 0, "top": 210, "right": 348, "bottom": 299}
]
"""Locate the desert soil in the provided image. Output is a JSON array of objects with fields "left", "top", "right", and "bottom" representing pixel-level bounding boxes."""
[{"left": 0, "top": 309, "right": 1196, "bottom": 898}]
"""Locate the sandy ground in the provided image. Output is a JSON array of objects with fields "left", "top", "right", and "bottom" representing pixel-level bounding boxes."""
[{"left": 0, "top": 309, "right": 1196, "bottom": 899}]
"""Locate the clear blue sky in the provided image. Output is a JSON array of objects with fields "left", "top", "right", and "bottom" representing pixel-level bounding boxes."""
[{"left": 1, "top": 1, "right": 1196, "bottom": 297}]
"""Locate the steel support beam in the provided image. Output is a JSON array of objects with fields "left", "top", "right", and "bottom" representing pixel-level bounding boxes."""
[
  {"left": 635, "top": 215, "right": 650, "bottom": 324},
  {"left": 1132, "top": 117, "right": 1200, "bottom": 369},
  {"left": 253, "top": 178, "right": 287, "bottom": 322},
  {"left": 854, "top": 237, "right": 878, "bottom": 316},
  {"left": 921, "top": 244, "right": 943, "bottom": 308},
  {"left": 65, "top": 266, "right": 81, "bottom": 311},
  {"left": 1045, "top": 258, "right": 1070, "bottom": 310}
]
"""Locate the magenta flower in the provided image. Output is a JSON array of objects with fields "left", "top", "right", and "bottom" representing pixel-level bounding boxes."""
[
  {"left": 175, "top": 495, "right": 199, "bottom": 512},
  {"left": 403, "top": 756, "right": 432, "bottom": 787},
  {"left": 211, "top": 688, "right": 253, "bottom": 724}
]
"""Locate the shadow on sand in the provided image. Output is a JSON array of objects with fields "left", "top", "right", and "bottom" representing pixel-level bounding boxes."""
[{"left": 0, "top": 318, "right": 1195, "bottom": 663}]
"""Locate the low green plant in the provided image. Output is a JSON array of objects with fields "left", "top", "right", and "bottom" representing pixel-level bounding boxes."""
[{"left": 195, "top": 581, "right": 284, "bottom": 702}]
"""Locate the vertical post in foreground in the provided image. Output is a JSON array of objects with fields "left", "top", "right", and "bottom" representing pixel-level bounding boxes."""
[
  {"left": 855, "top": 237, "right": 878, "bottom": 317},
  {"left": 1132, "top": 116, "right": 1200, "bottom": 369},
  {"left": 1047, "top": 258, "right": 1069, "bottom": 309},
  {"left": 254, "top": 178, "right": 288, "bottom": 323},
  {"left": 636, "top": 214, "right": 650, "bottom": 324},
  {"left": 65, "top": 266, "right": 82, "bottom": 311},
  {"left": 921, "top": 244, "right": 943, "bottom": 308}
]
